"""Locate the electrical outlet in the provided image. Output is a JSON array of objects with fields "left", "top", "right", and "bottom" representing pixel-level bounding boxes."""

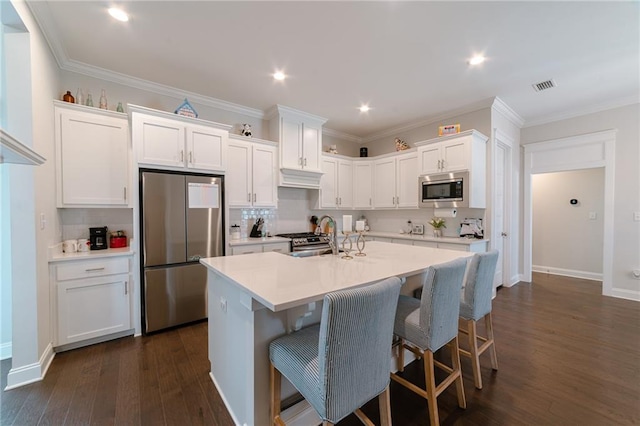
[
  {"left": 219, "top": 297, "right": 227, "bottom": 313},
  {"left": 634, "top": 212, "right": 640, "bottom": 222},
  {"left": 588, "top": 212, "right": 597, "bottom": 220},
  {"left": 40, "top": 213, "right": 46, "bottom": 230}
]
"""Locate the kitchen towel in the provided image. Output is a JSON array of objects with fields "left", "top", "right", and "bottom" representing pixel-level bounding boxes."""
[{"left": 434, "top": 208, "right": 457, "bottom": 218}]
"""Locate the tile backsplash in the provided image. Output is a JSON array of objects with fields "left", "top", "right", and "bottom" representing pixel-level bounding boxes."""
[{"left": 59, "top": 208, "right": 133, "bottom": 240}]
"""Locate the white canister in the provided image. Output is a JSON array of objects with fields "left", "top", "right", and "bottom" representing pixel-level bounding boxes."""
[
  {"left": 77, "top": 238, "right": 90, "bottom": 252},
  {"left": 231, "top": 225, "right": 241, "bottom": 240},
  {"left": 62, "top": 239, "right": 78, "bottom": 253}
]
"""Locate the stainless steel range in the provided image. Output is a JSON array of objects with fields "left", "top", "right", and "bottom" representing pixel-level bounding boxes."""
[{"left": 275, "top": 232, "right": 332, "bottom": 255}]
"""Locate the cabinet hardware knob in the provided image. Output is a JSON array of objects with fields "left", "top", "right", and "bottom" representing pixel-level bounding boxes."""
[
  {"left": 336, "top": 197, "right": 339, "bottom": 205},
  {"left": 369, "top": 198, "right": 372, "bottom": 206},
  {"left": 501, "top": 232, "right": 508, "bottom": 237},
  {"left": 125, "top": 281, "right": 128, "bottom": 295},
  {"left": 304, "top": 158, "right": 307, "bottom": 166},
  {"left": 253, "top": 193, "right": 256, "bottom": 202},
  {"left": 123, "top": 187, "right": 126, "bottom": 201},
  {"left": 189, "top": 151, "right": 193, "bottom": 163},
  {"left": 248, "top": 193, "right": 251, "bottom": 202}
]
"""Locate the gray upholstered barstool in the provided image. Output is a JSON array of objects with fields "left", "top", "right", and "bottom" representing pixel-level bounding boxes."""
[
  {"left": 391, "top": 258, "right": 468, "bottom": 426},
  {"left": 458, "top": 250, "right": 499, "bottom": 389},
  {"left": 269, "top": 277, "right": 402, "bottom": 426}
]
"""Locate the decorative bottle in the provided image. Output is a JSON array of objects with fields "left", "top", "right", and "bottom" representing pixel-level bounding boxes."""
[
  {"left": 86, "top": 92, "right": 94, "bottom": 107},
  {"left": 99, "top": 89, "right": 108, "bottom": 110},
  {"left": 62, "top": 91, "right": 75, "bottom": 103},
  {"left": 116, "top": 102, "right": 124, "bottom": 113},
  {"left": 75, "top": 88, "right": 84, "bottom": 105}
]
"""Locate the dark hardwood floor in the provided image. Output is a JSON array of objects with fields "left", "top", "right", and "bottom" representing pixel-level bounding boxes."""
[{"left": 2, "top": 273, "right": 639, "bottom": 425}]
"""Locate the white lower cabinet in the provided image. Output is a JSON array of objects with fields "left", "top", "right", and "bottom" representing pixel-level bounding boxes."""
[
  {"left": 230, "top": 242, "right": 290, "bottom": 255},
  {"left": 371, "top": 237, "right": 486, "bottom": 252},
  {"left": 52, "top": 255, "right": 133, "bottom": 349}
]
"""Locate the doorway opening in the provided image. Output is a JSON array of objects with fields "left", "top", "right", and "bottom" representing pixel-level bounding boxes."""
[
  {"left": 531, "top": 169, "right": 605, "bottom": 284},
  {"left": 523, "top": 130, "right": 615, "bottom": 296}
]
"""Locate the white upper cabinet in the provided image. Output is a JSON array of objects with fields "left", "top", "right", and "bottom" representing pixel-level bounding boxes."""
[
  {"left": 372, "top": 151, "right": 418, "bottom": 209},
  {"left": 131, "top": 105, "right": 230, "bottom": 173},
  {"left": 54, "top": 101, "right": 130, "bottom": 208},
  {"left": 227, "top": 136, "right": 277, "bottom": 208},
  {"left": 353, "top": 160, "right": 373, "bottom": 209},
  {"left": 318, "top": 155, "right": 353, "bottom": 209},
  {"left": 268, "top": 105, "right": 327, "bottom": 189},
  {"left": 416, "top": 130, "right": 487, "bottom": 175}
]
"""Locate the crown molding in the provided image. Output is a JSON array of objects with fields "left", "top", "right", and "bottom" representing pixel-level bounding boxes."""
[
  {"left": 522, "top": 95, "right": 639, "bottom": 128},
  {"left": 26, "top": 1, "right": 66, "bottom": 69},
  {"left": 361, "top": 97, "right": 496, "bottom": 143},
  {"left": 322, "top": 127, "right": 362, "bottom": 143},
  {"left": 492, "top": 97, "right": 525, "bottom": 127}
]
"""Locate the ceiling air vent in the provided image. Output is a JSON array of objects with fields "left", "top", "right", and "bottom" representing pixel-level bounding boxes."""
[{"left": 532, "top": 79, "right": 557, "bottom": 92}]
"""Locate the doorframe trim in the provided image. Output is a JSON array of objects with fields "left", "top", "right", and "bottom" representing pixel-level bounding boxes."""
[
  {"left": 523, "top": 129, "right": 616, "bottom": 297},
  {"left": 492, "top": 129, "right": 514, "bottom": 287}
]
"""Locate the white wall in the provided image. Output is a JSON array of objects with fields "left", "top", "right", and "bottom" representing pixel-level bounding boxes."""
[
  {"left": 364, "top": 107, "right": 492, "bottom": 156},
  {"left": 532, "top": 169, "right": 604, "bottom": 279},
  {"left": 521, "top": 103, "right": 640, "bottom": 297},
  {"left": 60, "top": 71, "right": 270, "bottom": 139},
  {"left": 4, "top": 0, "right": 61, "bottom": 386}
]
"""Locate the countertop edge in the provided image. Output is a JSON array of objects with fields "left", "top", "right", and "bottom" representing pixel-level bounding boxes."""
[{"left": 49, "top": 247, "right": 135, "bottom": 263}]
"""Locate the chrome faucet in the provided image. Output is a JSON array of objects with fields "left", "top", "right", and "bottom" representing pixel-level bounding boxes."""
[{"left": 316, "top": 215, "right": 339, "bottom": 255}]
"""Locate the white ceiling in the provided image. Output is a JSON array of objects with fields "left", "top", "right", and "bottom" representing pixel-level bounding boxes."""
[{"left": 28, "top": 1, "right": 639, "bottom": 138}]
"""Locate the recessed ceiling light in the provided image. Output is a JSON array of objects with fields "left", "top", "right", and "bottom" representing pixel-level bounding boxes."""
[
  {"left": 468, "top": 55, "right": 486, "bottom": 66},
  {"left": 108, "top": 8, "right": 129, "bottom": 22},
  {"left": 359, "top": 105, "right": 370, "bottom": 113},
  {"left": 273, "top": 71, "right": 286, "bottom": 81}
]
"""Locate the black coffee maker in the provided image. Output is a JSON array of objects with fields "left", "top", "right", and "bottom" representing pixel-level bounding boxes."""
[{"left": 90, "top": 226, "right": 109, "bottom": 250}]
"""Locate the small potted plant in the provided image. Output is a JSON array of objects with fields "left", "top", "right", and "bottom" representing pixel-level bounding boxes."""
[{"left": 428, "top": 217, "right": 446, "bottom": 238}]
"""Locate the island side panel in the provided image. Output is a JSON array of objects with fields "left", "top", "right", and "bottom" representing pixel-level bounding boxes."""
[{"left": 208, "top": 268, "right": 299, "bottom": 425}]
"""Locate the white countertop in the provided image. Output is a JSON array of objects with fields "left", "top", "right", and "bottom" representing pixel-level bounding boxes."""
[
  {"left": 365, "top": 231, "right": 489, "bottom": 245},
  {"left": 228, "top": 236, "right": 291, "bottom": 247},
  {"left": 200, "top": 241, "right": 473, "bottom": 312},
  {"left": 49, "top": 247, "right": 134, "bottom": 262}
]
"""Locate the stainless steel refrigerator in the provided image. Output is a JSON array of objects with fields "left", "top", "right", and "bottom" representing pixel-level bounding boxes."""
[{"left": 140, "top": 170, "right": 224, "bottom": 333}]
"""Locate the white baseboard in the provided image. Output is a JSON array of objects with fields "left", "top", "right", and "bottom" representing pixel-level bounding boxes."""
[
  {"left": 532, "top": 265, "right": 603, "bottom": 282},
  {"left": 607, "top": 287, "right": 640, "bottom": 302},
  {"left": 5, "top": 343, "right": 55, "bottom": 390},
  {"left": 0, "top": 342, "right": 12, "bottom": 360},
  {"left": 209, "top": 372, "right": 242, "bottom": 426}
]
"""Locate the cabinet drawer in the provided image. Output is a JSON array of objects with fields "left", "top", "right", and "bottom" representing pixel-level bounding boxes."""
[
  {"left": 263, "top": 243, "right": 290, "bottom": 253},
  {"left": 413, "top": 241, "right": 438, "bottom": 248},
  {"left": 437, "top": 243, "right": 468, "bottom": 252},
  {"left": 56, "top": 257, "right": 130, "bottom": 281},
  {"left": 231, "top": 244, "right": 263, "bottom": 255}
]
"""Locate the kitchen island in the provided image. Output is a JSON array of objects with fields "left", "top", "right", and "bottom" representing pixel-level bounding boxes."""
[{"left": 200, "top": 241, "right": 473, "bottom": 426}]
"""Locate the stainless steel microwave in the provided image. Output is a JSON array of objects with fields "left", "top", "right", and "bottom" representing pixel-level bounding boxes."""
[{"left": 419, "top": 171, "right": 469, "bottom": 208}]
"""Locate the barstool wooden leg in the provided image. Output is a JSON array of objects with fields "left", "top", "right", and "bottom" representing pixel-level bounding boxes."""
[
  {"left": 450, "top": 336, "right": 466, "bottom": 409},
  {"left": 424, "top": 350, "right": 439, "bottom": 426},
  {"left": 270, "top": 363, "right": 283, "bottom": 425},
  {"left": 466, "top": 319, "right": 483, "bottom": 389},
  {"left": 398, "top": 337, "right": 405, "bottom": 372},
  {"left": 485, "top": 312, "right": 498, "bottom": 370},
  {"left": 378, "top": 386, "right": 392, "bottom": 426}
]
